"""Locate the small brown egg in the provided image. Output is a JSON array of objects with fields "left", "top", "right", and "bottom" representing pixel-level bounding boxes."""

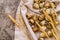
[
  {"left": 32, "top": 25, "right": 35, "bottom": 28},
  {"left": 40, "top": 33, "right": 46, "bottom": 38},
  {"left": 39, "top": 38, "right": 44, "bottom": 40},
  {"left": 32, "top": 26, "right": 39, "bottom": 32},
  {"left": 47, "top": 30, "right": 52, "bottom": 37},
  {"left": 46, "top": 22, "right": 52, "bottom": 29},
  {"left": 45, "top": 17, "right": 50, "bottom": 22},
  {"left": 45, "top": 2, "right": 50, "bottom": 8},
  {"left": 39, "top": 3, "right": 44, "bottom": 8},
  {"left": 46, "top": 9, "right": 51, "bottom": 14},
  {"left": 39, "top": 14, "right": 45, "bottom": 20},
  {"left": 33, "top": 14, "right": 38, "bottom": 21},
  {"left": 26, "top": 13, "right": 33, "bottom": 19},
  {"left": 33, "top": 3, "right": 39, "bottom": 9},
  {"left": 40, "top": 20, "right": 46, "bottom": 25},
  {"left": 29, "top": 19, "right": 34, "bottom": 24},
  {"left": 50, "top": 2, "right": 56, "bottom": 8},
  {"left": 41, "top": 26, "right": 46, "bottom": 31}
]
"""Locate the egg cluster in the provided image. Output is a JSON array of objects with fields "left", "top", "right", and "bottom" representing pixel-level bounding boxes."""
[{"left": 26, "top": 0, "right": 59, "bottom": 40}]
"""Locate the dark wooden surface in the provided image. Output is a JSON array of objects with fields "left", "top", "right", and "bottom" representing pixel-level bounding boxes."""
[{"left": 0, "top": 0, "right": 20, "bottom": 40}]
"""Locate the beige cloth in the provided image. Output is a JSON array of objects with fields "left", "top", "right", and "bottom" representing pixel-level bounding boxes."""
[
  {"left": 15, "top": 1, "right": 31, "bottom": 40},
  {"left": 15, "top": 0, "right": 60, "bottom": 40}
]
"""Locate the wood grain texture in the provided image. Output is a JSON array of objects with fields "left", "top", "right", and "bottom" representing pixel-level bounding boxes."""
[{"left": 0, "top": 0, "right": 20, "bottom": 40}]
